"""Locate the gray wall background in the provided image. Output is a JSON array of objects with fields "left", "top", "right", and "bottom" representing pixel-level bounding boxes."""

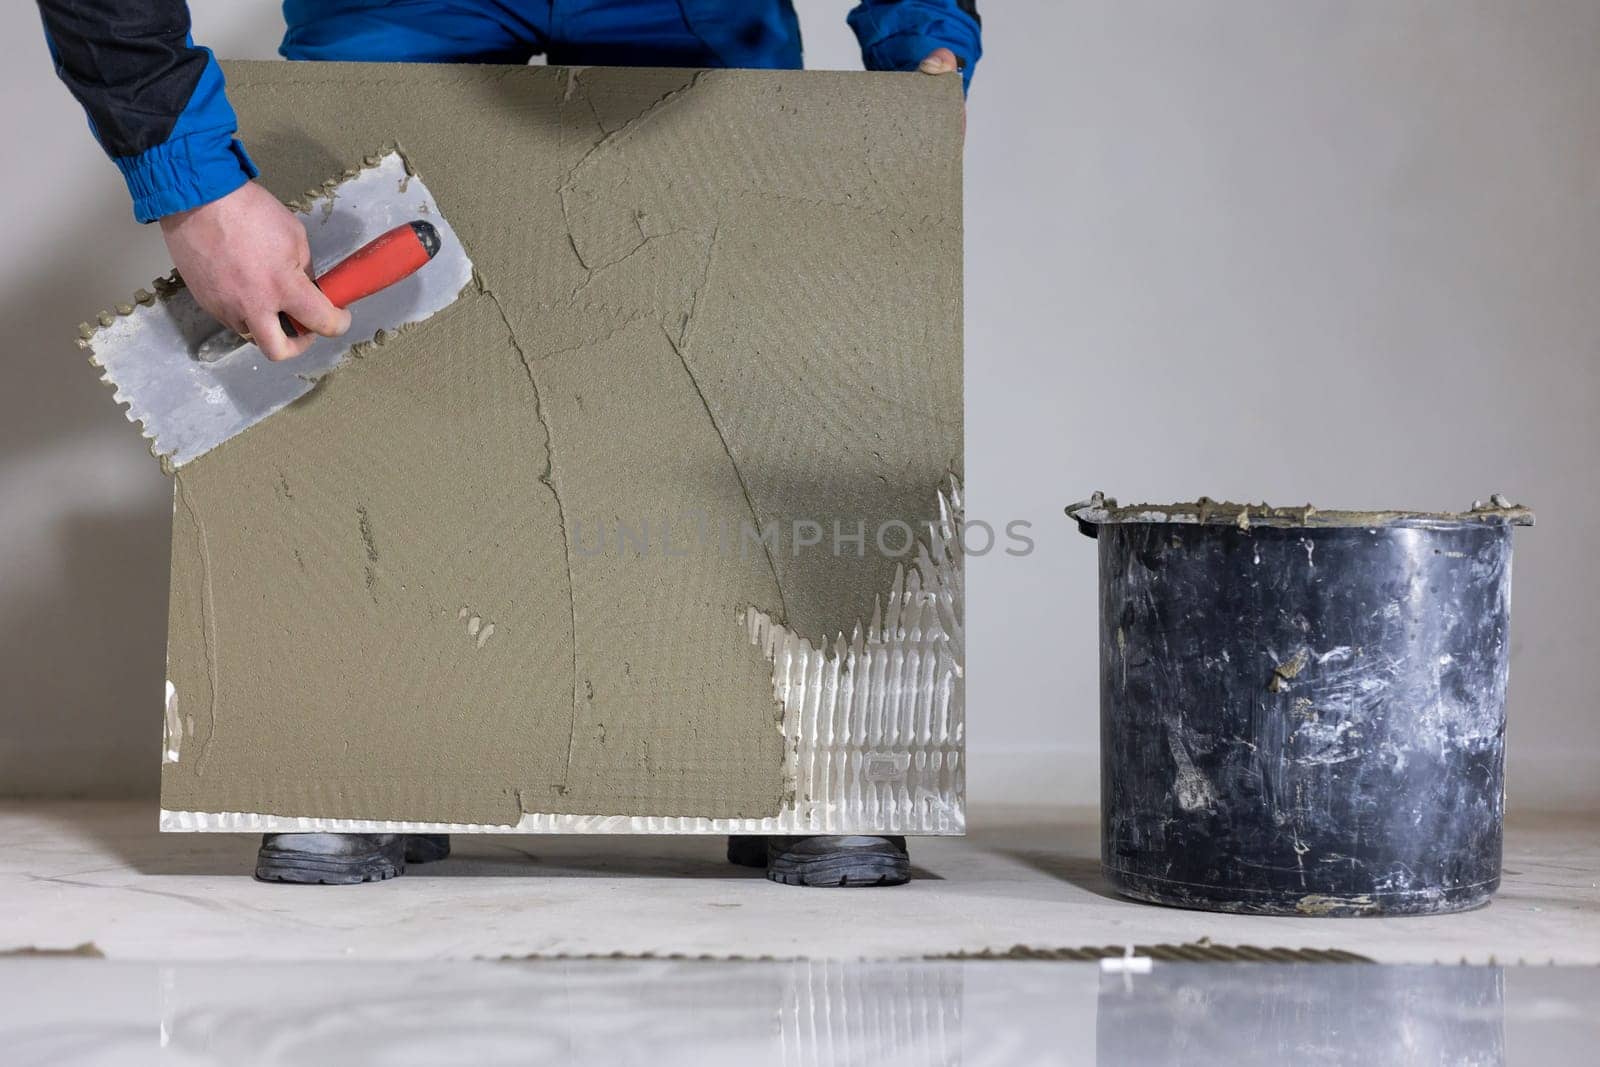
[{"left": 4, "top": 1, "right": 1596, "bottom": 810}]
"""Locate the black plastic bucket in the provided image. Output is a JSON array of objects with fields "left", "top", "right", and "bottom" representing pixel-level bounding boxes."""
[{"left": 1067, "top": 493, "right": 1534, "bottom": 916}]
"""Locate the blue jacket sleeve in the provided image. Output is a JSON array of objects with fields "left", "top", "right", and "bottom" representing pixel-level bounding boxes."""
[
  {"left": 37, "top": 0, "right": 258, "bottom": 223},
  {"left": 848, "top": 1, "right": 983, "bottom": 93}
]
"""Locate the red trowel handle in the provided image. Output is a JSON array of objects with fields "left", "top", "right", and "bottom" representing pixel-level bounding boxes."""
[{"left": 282, "top": 220, "right": 442, "bottom": 336}]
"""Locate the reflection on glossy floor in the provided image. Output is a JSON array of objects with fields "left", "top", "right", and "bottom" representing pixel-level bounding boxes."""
[
  {"left": 3, "top": 959, "right": 1598, "bottom": 1066},
  {"left": 2, "top": 802, "right": 1596, "bottom": 964},
  {"left": 5, "top": 801, "right": 1598, "bottom": 1063}
]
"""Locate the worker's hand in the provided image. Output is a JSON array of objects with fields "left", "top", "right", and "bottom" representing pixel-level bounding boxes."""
[
  {"left": 159, "top": 181, "right": 351, "bottom": 361},
  {"left": 917, "top": 48, "right": 960, "bottom": 77}
]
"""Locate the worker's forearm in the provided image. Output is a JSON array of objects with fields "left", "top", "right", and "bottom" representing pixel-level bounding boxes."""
[
  {"left": 36, "top": 0, "right": 257, "bottom": 222},
  {"left": 849, "top": 0, "right": 983, "bottom": 92}
]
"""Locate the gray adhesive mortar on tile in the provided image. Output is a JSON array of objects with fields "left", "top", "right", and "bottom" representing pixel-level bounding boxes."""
[
  {"left": 163, "top": 478, "right": 966, "bottom": 834},
  {"left": 148, "top": 62, "right": 964, "bottom": 829}
]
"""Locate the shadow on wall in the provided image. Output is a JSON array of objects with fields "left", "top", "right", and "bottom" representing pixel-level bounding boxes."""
[
  {"left": 2, "top": 7, "right": 285, "bottom": 799},
  {"left": 0, "top": 487, "right": 171, "bottom": 797},
  {"left": 1, "top": 211, "right": 178, "bottom": 799}
]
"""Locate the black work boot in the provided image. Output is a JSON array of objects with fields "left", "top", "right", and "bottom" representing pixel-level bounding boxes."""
[
  {"left": 254, "top": 833, "right": 451, "bottom": 884},
  {"left": 727, "top": 835, "right": 910, "bottom": 887},
  {"left": 404, "top": 833, "right": 452, "bottom": 864}
]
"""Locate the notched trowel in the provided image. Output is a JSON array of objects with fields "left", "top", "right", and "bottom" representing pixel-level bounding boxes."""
[{"left": 79, "top": 150, "right": 475, "bottom": 469}]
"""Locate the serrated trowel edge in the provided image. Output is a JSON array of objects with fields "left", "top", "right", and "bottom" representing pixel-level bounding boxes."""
[{"left": 77, "top": 268, "right": 187, "bottom": 468}]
